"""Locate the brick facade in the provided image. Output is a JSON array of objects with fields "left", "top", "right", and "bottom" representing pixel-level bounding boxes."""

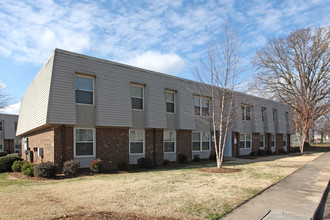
[
  {"left": 54, "top": 126, "right": 74, "bottom": 167},
  {"left": 176, "top": 130, "right": 192, "bottom": 162},
  {"left": 145, "top": 129, "right": 163, "bottom": 166},
  {"left": 276, "top": 134, "right": 283, "bottom": 153},
  {"left": 265, "top": 133, "right": 270, "bottom": 151},
  {"left": 4, "top": 139, "right": 14, "bottom": 154},
  {"left": 252, "top": 133, "right": 259, "bottom": 153},
  {"left": 96, "top": 127, "right": 129, "bottom": 169}
]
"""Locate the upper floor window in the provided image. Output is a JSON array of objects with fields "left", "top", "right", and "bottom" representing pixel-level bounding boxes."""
[
  {"left": 165, "top": 91, "right": 175, "bottom": 113},
  {"left": 242, "top": 105, "right": 251, "bottom": 121},
  {"left": 260, "top": 133, "right": 265, "bottom": 149},
  {"left": 194, "top": 96, "right": 210, "bottom": 116},
  {"left": 240, "top": 133, "right": 251, "bottom": 148},
  {"left": 261, "top": 107, "right": 266, "bottom": 122},
  {"left": 129, "top": 130, "right": 144, "bottom": 154},
  {"left": 273, "top": 109, "right": 278, "bottom": 122},
  {"left": 192, "top": 132, "right": 210, "bottom": 151},
  {"left": 164, "top": 131, "right": 176, "bottom": 153},
  {"left": 14, "top": 122, "right": 17, "bottom": 131},
  {"left": 0, "top": 121, "right": 2, "bottom": 131},
  {"left": 131, "top": 85, "right": 144, "bottom": 110},
  {"left": 75, "top": 75, "right": 94, "bottom": 105}
]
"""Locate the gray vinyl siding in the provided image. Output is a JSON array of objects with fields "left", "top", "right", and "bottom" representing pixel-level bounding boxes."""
[
  {"left": 17, "top": 53, "right": 54, "bottom": 136},
  {"left": 76, "top": 105, "right": 95, "bottom": 128},
  {"left": 0, "top": 114, "right": 18, "bottom": 139}
]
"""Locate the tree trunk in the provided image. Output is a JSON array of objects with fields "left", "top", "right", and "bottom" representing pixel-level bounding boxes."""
[{"left": 216, "top": 155, "right": 222, "bottom": 168}]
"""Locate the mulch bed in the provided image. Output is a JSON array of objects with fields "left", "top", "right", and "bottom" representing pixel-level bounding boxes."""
[
  {"left": 53, "top": 212, "right": 179, "bottom": 220},
  {"left": 198, "top": 167, "right": 242, "bottom": 173}
]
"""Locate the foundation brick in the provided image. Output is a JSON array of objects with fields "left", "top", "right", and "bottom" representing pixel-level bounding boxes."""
[{"left": 176, "top": 130, "right": 192, "bottom": 162}]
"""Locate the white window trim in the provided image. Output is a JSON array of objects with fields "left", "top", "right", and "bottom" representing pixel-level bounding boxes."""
[
  {"left": 240, "top": 133, "right": 252, "bottom": 149},
  {"left": 192, "top": 132, "right": 211, "bottom": 152},
  {"left": 75, "top": 74, "right": 95, "bottom": 106},
  {"left": 194, "top": 96, "right": 210, "bottom": 117},
  {"left": 165, "top": 90, "right": 176, "bottom": 114},
  {"left": 283, "top": 134, "right": 287, "bottom": 147},
  {"left": 271, "top": 134, "right": 276, "bottom": 148},
  {"left": 261, "top": 107, "right": 266, "bottom": 122},
  {"left": 74, "top": 127, "right": 96, "bottom": 158},
  {"left": 163, "top": 130, "right": 176, "bottom": 153},
  {"left": 0, "top": 121, "right": 3, "bottom": 132},
  {"left": 242, "top": 105, "right": 251, "bottom": 121},
  {"left": 131, "top": 84, "right": 144, "bottom": 111},
  {"left": 129, "top": 129, "right": 145, "bottom": 155},
  {"left": 273, "top": 109, "right": 278, "bottom": 122},
  {"left": 260, "top": 133, "right": 265, "bottom": 149}
]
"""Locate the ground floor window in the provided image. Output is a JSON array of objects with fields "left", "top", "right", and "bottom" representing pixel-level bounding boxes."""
[
  {"left": 14, "top": 139, "right": 21, "bottom": 150},
  {"left": 271, "top": 134, "right": 275, "bottom": 148},
  {"left": 129, "top": 130, "right": 144, "bottom": 154},
  {"left": 75, "top": 128, "right": 95, "bottom": 157},
  {"left": 192, "top": 132, "right": 210, "bottom": 151},
  {"left": 164, "top": 131, "right": 176, "bottom": 153},
  {"left": 240, "top": 133, "right": 251, "bottom": 148},
  {"left": 260, "top": 133, "right": 265, "bottom": 149},
  {"left": 283, "top": 134, "right": 287, "bottom": 147}
]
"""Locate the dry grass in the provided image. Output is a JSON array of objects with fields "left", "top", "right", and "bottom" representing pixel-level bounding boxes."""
[{"left": 0, "top": 153, "right": 322, "bottom": 220}]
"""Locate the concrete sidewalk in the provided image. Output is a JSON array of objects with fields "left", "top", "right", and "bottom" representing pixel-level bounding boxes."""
[{"left": 223, "top": 152, "right": 330, "bottom": 220}]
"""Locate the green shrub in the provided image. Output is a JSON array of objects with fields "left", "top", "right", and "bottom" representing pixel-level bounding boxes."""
[
  {"left": 250, "top": 151, "right": 256, "bottom": 156},
  {"left": 22, "top": 163, "right": 34, "bottom": 177},
  {"left": 0, "top": 151, "right": 8, "bottom": 157},
  {"left": 117, "top": 161, "right": 128, "bottom": 171},
  {"left": 209, "top": 152, "right": 216, "bottom": 161},
  {"left": 266, "top": 150, "right": 272, "bottom": 155},
  {"left": 193, "top": 154, "right": 201, "bottom": 162},
  {"left": 12, "top": 160, "right": 25, "bottom": 172},
  {"left": 137, "top": 157, "right": 154, "bottom": 169},
  {"left": 163, "top": 159, "right": 170, "bottom": 166},
  {"left": 34, "top": 162, "right": 58, "bottom": 178},
  {"left": 0, "top": 155, "right": 22, "bottom": 172},
  {"left": 90, "top": 158, "right": 103, "bottom": 173},
  {"left": 62, "top": 160, "right": 80, "bottom": 176},
  {"left": 177, "top": 153, "right": 187, "bottom": 164},
  {"left": 256, "top": 149, "right": 266, "bottom": 156}
]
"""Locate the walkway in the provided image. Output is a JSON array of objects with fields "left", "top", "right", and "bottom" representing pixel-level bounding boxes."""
[{"left": 223, "top": 152, "right": 330, "bottom": 220}]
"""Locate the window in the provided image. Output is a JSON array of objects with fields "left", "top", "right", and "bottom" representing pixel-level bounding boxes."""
[
  {"left": 164, "top": 131, "right": 176, "bottom": 153},
  {"left": 75, "top": 128, "right": 94, "bottom": 156},
  {"left": 283, "top": 134, "right": 287, "bottom": 147},
  {"left": 242, "top": 105, "right": 251, "bottom": 120},
  {"left": 75, "top": 75, "right": 94, "bottom": 105},
  {"left": 273, "top": 109, "right": 278, "bottom": 122},
  {"left": 261, "top": 108, "right": 266, "bottom": 122},
  {"left": 192, "top": 132, "right": 210, "bottom": 151},
  {"left": 0, "top": 139, "right": 3, "bottom": 150},
  {"left": 194, "top": 96, "right": 210, "bottom": 116},
  {"left": 260, "top": 133, "right": 265, "bottom": 149},
  {"left": 165, "top": 91, "right": 175, "bottom": 113},
  {"left": 14, "top": 122, "right": 17, "bottom": 131},
  {"left": 131, "top": 85, "right": 144, "bottom": 110},
  {"left": 239, "top": 133, "right": 251, "bottom": 148},
  {"left": 0, "top": 121, "right": 2, "bottom": 131},
  {"left": 271, "top": 134, "right": 275, "bottom": 147},
  {"left": 14, "top": 139, "right": 21, "bottom": 149},
  {"left": 129, "top": 130, "right": 144, "bottom": 154}
]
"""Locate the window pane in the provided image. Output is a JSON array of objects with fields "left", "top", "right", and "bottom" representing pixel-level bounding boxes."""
[
  {"left": 131, "top": 86, "right": 143, "bottom": 98},
  {"left": 202, "top": 107, "right": 209, "bottom": 116},
  {"left": 192, "top": 133, "right": 200, "bottom": 142},
  {"left": 130, "top": 130, "right": 143, "bottom": 142},
  {"left": 164, "top": 142, "right": 175, "bottom": 152},
  {"left": 202, "top": 142, "right": 209, "bottom": 150},
  {"left": 201, "top": 98, "right": 209, "bottom": 107},
  {"left": 246, "top": 134, "right": 251, "bottom": 141},
  {"left": 76, "top": 143, "right": 93, "bottom": 156},
  {"left": 246, "top": 107, "right": 251, "bottom": 120},
  {"left": 260, "top": 141, "right": 264, "bottom": 148},
  {"left": 165, "top": 92, "right": 174, "bottom": 102},
  {"left": 260, "top": 134, "right": 264, "bottom": 141},
  {"left": 76, "top": 129, "right": 93, "bottom": 142},
  {"left": 166, "top": 103, "right": 174, "bottom": 113},
  {"left": 130, "top": 142, "right": 143, "bottom": 154},
  {"left": 194, "top": 97, "right": 200, "bottom": 106},
  {"left": 271, "top": 141, "right": 275, "bottom": 147},
  {"left": 76, "top": 90, "right": 93, "bottom": 104},
  {"left": 164, "top": 131, "right": 174, "bottom": 142},
  {"left": 246, "top": 141, "right": 251, "bottom": 148},
  {"left": 271, "top": 134, "right": 275, "bottom": 141},
  {"left": 202, "top": 133, "right": 209, "bottom": 141},
  {"left": 132, "top": 98, "right": 143, "bottom": 109},
  {"left": 192, "top": 142, "right": 200, "bottom": 151},
  {"left": 76, "top": 76, "right": 93, "bottom": 91},
  {"left": 240, "top": 140, "right": 245, "bottom": 148},
  {"left": 194, "top": 106, "right": 200, "bottom": 115}
]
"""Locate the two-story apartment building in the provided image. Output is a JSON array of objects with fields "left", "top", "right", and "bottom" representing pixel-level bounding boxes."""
[
  {"left": 0, "top": 113, "right": 21, "bottom": 154},
  {"left": 17, "top": 49, "right": 294, "bottom": 169}
]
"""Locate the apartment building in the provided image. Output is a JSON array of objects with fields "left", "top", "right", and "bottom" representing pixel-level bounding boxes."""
[
  {"left": 17, "top": 49, "right": 294, "bottom": 169},
  {"left": 0, "top": 113, "right": 21, "bottom": 154}
]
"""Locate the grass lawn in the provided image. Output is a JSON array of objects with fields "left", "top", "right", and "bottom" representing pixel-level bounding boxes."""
[{"left": 0, "top": 152, "right": 322, "bottom": 220}]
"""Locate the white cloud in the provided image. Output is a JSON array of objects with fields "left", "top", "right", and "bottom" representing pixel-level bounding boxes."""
[
  {"left": 0, "top": 81, "right": 6, "bottom": 88},
  {"left": 125, "top": 51, "right": 185, "bottom": 75},
  {"left": 0, "top": 102, "right": 20, "bottom": 115}
]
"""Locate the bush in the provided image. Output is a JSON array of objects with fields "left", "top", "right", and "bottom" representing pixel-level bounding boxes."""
[
  {"left": 22, "top": 163, "right": 34, "bottom": 177},
  {"left": 193, "top": 154, "right": 201, "bottom": 162},
  {"left": 12, "top": 160, "right": 25, "bottom": 172},
  {"left": 117, "top": 161, "right": 128, "bottom": 171},
  {"left": 62, "top": 160, "right": 80, "bottom": 176},
  {"left": 0, "top": 151, "right": 8, "bottom": 157},
  {"left": 0, "top": 155, "right": 22, "bottom": 172},
  {"left": 177, "top": 153, "right": 187, "bottom": 164},
  {"left": 266, "top": 150, "right": 272, "bottom": 155},
  {"left": 137, "top": 157, "right": 154, "bottom": 169},
  {"left": 303, "top": 142, "right": 310, "bottom": 149},
  {"left": 163, "top": 159, "right": 170, "bottom": 166},
  {"left": 278, "top": 149, "right": 286, "bottom": 154},
  {"left": 90, "top": 158, "right": 103, "bottom": 173},
  {"left": 250, "top": 151, "right": 256, "bottom": 156},
  {"left": 34, "top": 162, "right": 58, "bottom": 178},
  {"left": 291, "top": 147, "right": 301, "bottom": 152},
  {"left": 209, "top": 152, "right": 216, "bottom": 161},
  {"left": 256, "top": 149, "right": 266, "bottom": 156}
]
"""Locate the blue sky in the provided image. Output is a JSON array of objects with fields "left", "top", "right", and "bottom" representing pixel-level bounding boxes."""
[{"left": 0, "top": 0, "right": 329, "bottom": 114}]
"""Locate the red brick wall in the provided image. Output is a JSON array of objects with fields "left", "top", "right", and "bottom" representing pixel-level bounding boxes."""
[
  {"left": 287, "top": 134, "right": 291, "bottom": 151},
  {"left": 145, "top": 129, "right": 163, "bottom": 166},
  {"left": 265, "top": 133, "right": 270, "bottom": 151},
  {"left": 252, "top": 133, "right": 259, "bottom": 153},
  {"left": 54, "top": 126, "right": 73, "bottom": 167},
  {"left": 96, "top": 127, "right": 129, "bottom": 169},
  {"left": 177, "top": 130, "right": 192, "bottom": 161},
  {"left": 4, "top": 139, "right": 14, "bottom": 154},
  {"left": 276, "top": 134, "right": 283, "bottom": 153}
]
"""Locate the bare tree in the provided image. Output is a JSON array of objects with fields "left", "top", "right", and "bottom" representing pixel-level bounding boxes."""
[
  {"left": 194, "top": 26, "right": 245, "bottom": 168},
  {"left": 0, "top": 81, "right": 9, "bottom": 109},
  {"left": 253, "top": 26, "right": 330, "bottom": 153}
]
